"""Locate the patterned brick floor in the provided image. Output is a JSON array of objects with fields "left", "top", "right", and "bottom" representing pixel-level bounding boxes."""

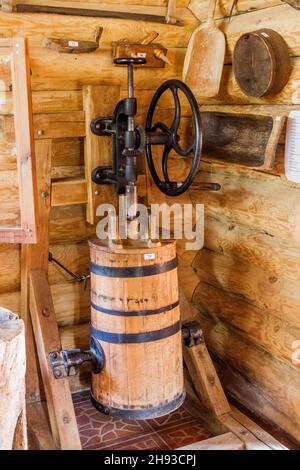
[{"left": 73, "top": 391, "right": 211, "bottom": 450}]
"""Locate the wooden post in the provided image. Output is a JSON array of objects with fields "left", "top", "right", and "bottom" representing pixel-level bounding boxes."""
[
  {"left": 22, "top": 140, "right": 81, "bottom": 449},
  {"left": 0, "top": 308, "right": 27, "bottom": 450},
  {"left": 29, "top": 270, "right": 81, "bottom": 450},
  {"left": 83, "top": 85, "right": 120, "bottom": 225},
  {"left": 180, "top": 288, "right": 231, "bottom": 417}
]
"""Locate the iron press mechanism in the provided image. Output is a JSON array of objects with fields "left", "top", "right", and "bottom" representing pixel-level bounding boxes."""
[{"left": 50, "top": 59, "right": 220, "bottom": 419}]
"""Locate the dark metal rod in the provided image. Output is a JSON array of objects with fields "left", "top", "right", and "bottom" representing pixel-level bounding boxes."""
[{"left": 16, "top": 4, "right": 183, "bottom": 25}]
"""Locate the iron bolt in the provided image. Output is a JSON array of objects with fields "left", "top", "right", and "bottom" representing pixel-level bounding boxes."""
[
  {"left": 42, "top": 307, "right": 50, "bottom": 317},
  {"left": 54, "top": 369, "right": 62, "bottom": 378},
  {"left": 37, "top": 129, "right": 44, "bottom": 136},
  {"left": 63, "top": 415, "right": 71, "bottom": 424}
]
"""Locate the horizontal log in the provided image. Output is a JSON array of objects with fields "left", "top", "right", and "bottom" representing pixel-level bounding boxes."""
[
  {"left": 49, "top": 205, "right": 95, "bottom": 243},
  {"left": 1, "top": 85, "right": 190, "bottom": 116},
  {"left": 0, "top": 9, "right": 196, "bottom": 50},
  {"left": 0, "top": 291, "right": 20, "bottom": 314},
  {"left": 33, "top": 112, "right": 85, "bottom": 139},
  {"left": 200, "top": 313, "right": 300, "bottom": 443},
  {"left": 29, "top": 47, "right": 185, "bottom": 91},
  {"left": 48, "top": 242, "right": 89, "bottom": 285},
  {"left": 51, "top": 282, "right": 90, "bottom": 327},
  {"left": 51, "top": 165, "right": 84, "bottom": 179},
  {"left": 204, "top": 216, "right": 300, "bottom": 283},
  {"left": 59, "top": 322, "right": 89, "bottom": 351},
  {"left": 51, "top": 138, "right": 83, "bottom": 168},
  {"left": 193, "top": 248, "right": 300, "bottom": 326},
  {"left": 51, "top": 177, "right": 87, "bottom": 206},
  {"left": 0, "top": 245, "right": 20, "bottom": 294},
  {"left": 191, "top": 162, "right": 300, "bottom": 243},
  {"left": 192, "top": 280, "right": 300, "bottom": 369}
]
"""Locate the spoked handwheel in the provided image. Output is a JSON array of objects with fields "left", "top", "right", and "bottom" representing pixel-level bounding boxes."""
[{"left": 145, "top": 79, "right": 202, "bottom": 197}]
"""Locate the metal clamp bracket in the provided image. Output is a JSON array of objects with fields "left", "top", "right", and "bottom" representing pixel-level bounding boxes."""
[{"left": 181, "top": 321, "right": 204, "bottom": 348}]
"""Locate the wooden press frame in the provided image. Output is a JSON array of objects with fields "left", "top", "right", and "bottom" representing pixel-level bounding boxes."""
[{"left": 0, "top": 38, "right": 37, "bottom": 244}]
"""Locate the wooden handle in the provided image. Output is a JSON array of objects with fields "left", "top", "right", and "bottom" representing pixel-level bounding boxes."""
[
  {"left": 141, "top": 31, "right": 159, "bottom": 45},
  {"left": 153, "top": 49, "right": 172, "bottom": 65},
  {"left": 167, "top": 0, "right": 176, "bottom": 17},
  {"left": 207, "top": 0, "right": 217, "bottom": 21},
  {"left": 166, "top": 0, "right": 177, "bottom": 23}
]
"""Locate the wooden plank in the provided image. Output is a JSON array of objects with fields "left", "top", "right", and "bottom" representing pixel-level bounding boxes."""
[
  {"left": 59, "top": 322, "right": 89, "bottom": 351},
  {"left": 231, "top": 406, "right": 288, "bottom": 450},
  {"left": 33, "top": 112, "right": 85, "bottom": 139},
  {"left": 49, "top": 204, "right": 95, "bottom": 243},
  {"left": 51, "top": 177, "right": 87, "bottom": 206},
  {"left": 29, "top": 269, "right": 81, "bottom": 450},
  {"left": 219, "top": 414, "right": 271, "bottom": 450},
  {"left": 0, "top": 245, "right": 20, "bottom": 294},
  {"left": 11, "top": 38, "right": 37, "bottom": 242},
  {"left": 180, "top": 286, "right": 230, "bottom": 417},
  {"left": 83, "top": 85, "right": 120, "bottom": 224},
  {"left": 177, "top": 432, "right": 245, "bottom": 450},
  {"left": 202, "top": 112, "right": 285, "bottom": 168},
  {"left": 27, "top": 401, "right": 55, "bottom": 450},
  {"left": 21, "top": 139, "right": 52, "bottom": 403},
  {"left": 51, "top": 282, "right": 90, "bottom": 327},
  {"left": 183, "top": 340, "right": 231, "bottom": 417}
]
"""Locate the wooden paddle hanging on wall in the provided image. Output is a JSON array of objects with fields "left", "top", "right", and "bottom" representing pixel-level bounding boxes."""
[{"left": 182, "top": 0, "right": 225, "bottom": 98}]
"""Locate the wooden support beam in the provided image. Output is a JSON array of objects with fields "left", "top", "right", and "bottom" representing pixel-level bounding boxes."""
[
  {"left": 183, "top": 340, "right": 231, "bottom": 417},
  {"left": 177, "top": 432, "right": 245, "bottom": 451},
  {"left": 180, "top": 288, "right": 231, "bottom": 417},
  {"left": 29, "top": 269, "right": 81, "bottom": 450},
  {"left": 21, "top": 139, "right": 81, "bottom": 449},
  {"left": 21, "top": 139, "right": 52, "bottom": 403},
  {"left": 83, "top": 85, "right": 120, "bottom": 225}
]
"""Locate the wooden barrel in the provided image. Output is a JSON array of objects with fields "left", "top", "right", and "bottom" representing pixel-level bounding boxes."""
[{"left": 89, "top": 239, "right": 185, "bottom": 419}]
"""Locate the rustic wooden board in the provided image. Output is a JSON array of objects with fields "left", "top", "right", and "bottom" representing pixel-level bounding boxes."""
[
  {"left": 83, "top": 85, "right": 119, "bottom": 225},
  {"left": 177, "top": 432, "right": 245, "bottom": 450},
  {"left": 202, "top": 112, "right": 285, "bottom": 168}
]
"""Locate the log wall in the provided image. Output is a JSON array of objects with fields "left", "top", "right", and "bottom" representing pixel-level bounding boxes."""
[
  {"left": 1, "top": 0, "right": 300, "bottom": 445},
  {"left": 187, "top": 0, "right": 300, "bottom": 445}
]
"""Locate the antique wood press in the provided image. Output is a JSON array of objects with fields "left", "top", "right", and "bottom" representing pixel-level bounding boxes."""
[{"left": 50, "top": 58, "right": 217, "bottom": 419}]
